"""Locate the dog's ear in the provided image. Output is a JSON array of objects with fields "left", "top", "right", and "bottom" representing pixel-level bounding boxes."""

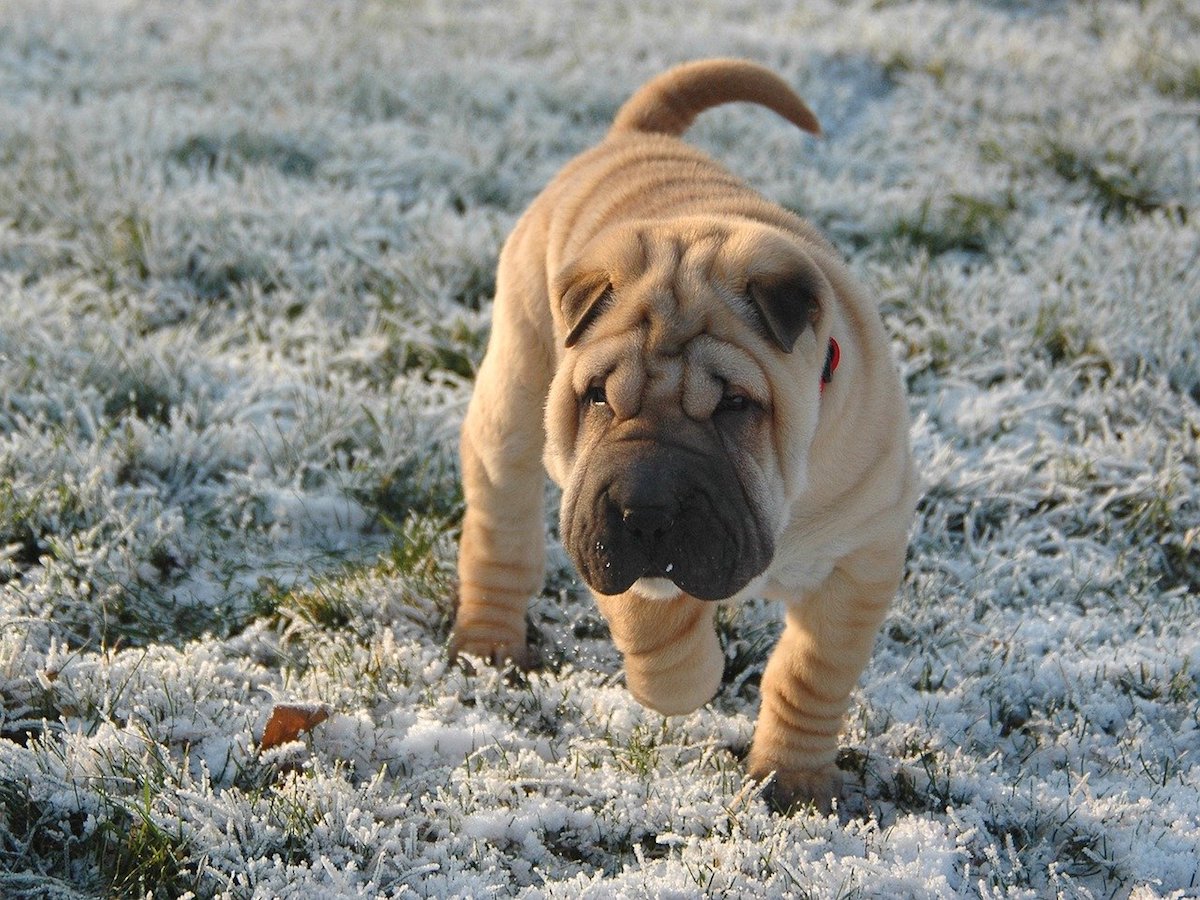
[
  {"left": 557, "top": 268, "right": 614, "bottom": 348},
  {"left": 745, "top": 263, "right": 823, "bottom": 353}
]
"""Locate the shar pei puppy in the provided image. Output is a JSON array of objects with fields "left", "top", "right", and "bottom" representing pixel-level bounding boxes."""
[{"left": 451, "top": 59, "right": 920, "bottom": 809}]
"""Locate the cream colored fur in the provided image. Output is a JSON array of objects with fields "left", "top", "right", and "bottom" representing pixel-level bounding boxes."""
[{"left": 451, "top": 59, "right": 920, "bottom": 810}]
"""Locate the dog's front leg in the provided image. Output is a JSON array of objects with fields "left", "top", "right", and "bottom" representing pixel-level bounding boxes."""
[
  {"left": 595, "top": 592, "right": 724, "bottom": 715},
  {"left": 451, "top": 254, "right": 553, "bottom": 669},
  {"left": 747, "top": 540, "right": 907, "bottom": 812}
]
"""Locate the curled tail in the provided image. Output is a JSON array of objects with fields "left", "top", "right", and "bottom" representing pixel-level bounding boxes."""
[{"left": 609, "top": 59, "right": 821, "bottom": 138}]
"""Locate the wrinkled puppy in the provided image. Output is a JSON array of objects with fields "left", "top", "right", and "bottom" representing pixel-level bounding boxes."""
[{"left": 451, "top": 59, "right": 920, "bottom": 810}]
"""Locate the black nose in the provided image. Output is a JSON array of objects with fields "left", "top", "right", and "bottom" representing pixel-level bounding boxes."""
[{"left": 621, "top": 505, "right": 675, "bottom": 542}]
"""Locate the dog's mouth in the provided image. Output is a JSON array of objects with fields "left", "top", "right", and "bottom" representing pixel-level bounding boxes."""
[
  {"left": 577, "top": 531, "right": 762, "bottom": 601},
  {"left": 580, "top": 539, "right": 757, "bottom": 601}
]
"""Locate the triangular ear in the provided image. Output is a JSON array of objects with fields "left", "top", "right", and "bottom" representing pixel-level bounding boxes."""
[
  {"left": 745, "top": 261, "right": 824, "bottom": 353},
  {"left": 556, "top": 268, "right": 613, "bottom": 348}
]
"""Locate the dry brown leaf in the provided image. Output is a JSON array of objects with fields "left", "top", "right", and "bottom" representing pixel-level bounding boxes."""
[{"left": 260, "top": 703, "right": 330, "bottom": 751}]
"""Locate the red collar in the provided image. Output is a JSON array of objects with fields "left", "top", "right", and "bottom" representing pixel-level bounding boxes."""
[{"left": 820, "top": 338, "right": 840, "bottom": 393}]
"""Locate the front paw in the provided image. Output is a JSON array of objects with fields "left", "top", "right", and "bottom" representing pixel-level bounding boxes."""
[
  {"left": 748, "top": 758, "right": 842, "bottom": 814},
  {"left": 621, "top": 619, "right": 724, "bottom": 715},
  {"left": 597, "top": 592, "right": 723, "bottom": 716},
  {"left": 625, "top": 650, "right": 722, "bottom": 716}
]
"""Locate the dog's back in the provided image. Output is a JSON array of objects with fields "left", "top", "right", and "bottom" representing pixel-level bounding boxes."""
[{"left": 543, "top": 61, "right": 831, "bottom": 275}]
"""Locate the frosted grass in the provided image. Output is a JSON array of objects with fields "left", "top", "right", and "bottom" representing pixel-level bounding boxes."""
[{"left": 0, "top": 0, "right": 1197, "bottom": 896}]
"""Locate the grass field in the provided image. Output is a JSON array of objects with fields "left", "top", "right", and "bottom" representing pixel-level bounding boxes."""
[{"left": 1, "top": 0, "right": 1198, "bottom": 896}]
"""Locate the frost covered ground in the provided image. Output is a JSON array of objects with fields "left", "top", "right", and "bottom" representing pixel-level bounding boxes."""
[{"left": 0, "top": 0, "right": 1198, "bottom": 896}]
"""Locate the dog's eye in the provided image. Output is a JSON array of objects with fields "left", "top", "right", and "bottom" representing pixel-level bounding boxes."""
[
  {"left": 582, "top": 385, "right": 608, "bottom": 407},
  {"left": 715, "top": 393, "right": 750, "bottom": 414}
]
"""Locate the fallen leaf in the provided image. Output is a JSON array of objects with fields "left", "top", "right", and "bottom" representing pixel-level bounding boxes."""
[{"left": 260, "top": 703, "right": 330, "bottom": 751}]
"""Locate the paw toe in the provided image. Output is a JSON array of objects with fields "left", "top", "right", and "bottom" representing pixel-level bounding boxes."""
[{"left": 448, "top": 631, "right": 531, "bottom": 671}]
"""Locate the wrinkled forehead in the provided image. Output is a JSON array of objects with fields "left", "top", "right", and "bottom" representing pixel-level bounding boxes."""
[
  {"left": 586, "top": 221, "right": 764, "bottom": 349},
  {"left": 568, "top": 228, "right": 775, "bottom": 419}
]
